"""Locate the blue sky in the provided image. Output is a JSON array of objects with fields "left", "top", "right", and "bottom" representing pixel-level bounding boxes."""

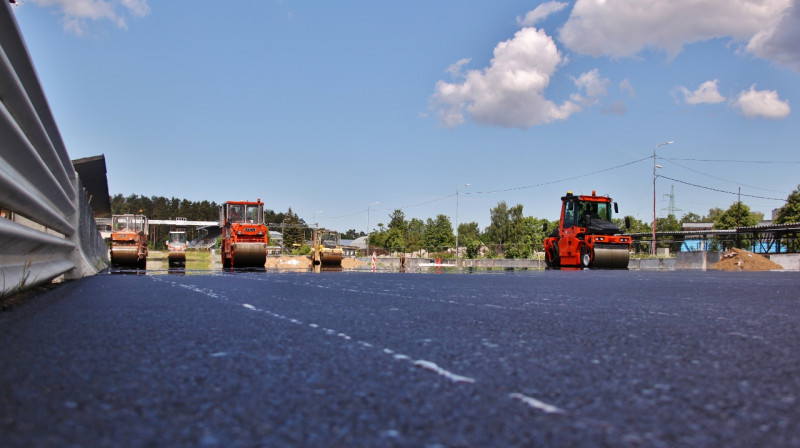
[{"left": 10, "top": 0, "right": 800, "bottom": 233}]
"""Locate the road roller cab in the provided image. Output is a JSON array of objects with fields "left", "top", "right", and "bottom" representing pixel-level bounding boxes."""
[
  {"left": 219, "top": 200, "right": 268, "bottom": 268},
  {"left": 110, "top": 214, "right": 149, "bottom": 268},
  {"left": 167, "top": 231, "right": 187, "bottom": 265},
  {"left": 543, "top": 191, "right": 631, "bottom": 269},
  {"left": 310, "top": 228, "right": 344, "bottom": 268}
]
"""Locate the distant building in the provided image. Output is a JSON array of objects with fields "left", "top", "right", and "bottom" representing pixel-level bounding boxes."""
[
  {"left": 340, "top": 236, "right": 366, "bottom": 257},
  {"left": 682, "top": 222, "right": 713, "bottom": 251},
  {"left": 682, "top": 222, "right": 713, "bottom": 231}
]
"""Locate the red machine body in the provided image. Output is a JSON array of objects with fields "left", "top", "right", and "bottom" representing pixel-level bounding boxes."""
[
  {"left": 543, "top": 191, "right": 631, "bottom": 269},
  {"left": 219, "top": 200, "right": 268, "bottom": 268},
  {"left": 110, "top": 214, "right": 149, "bottom": 268}
]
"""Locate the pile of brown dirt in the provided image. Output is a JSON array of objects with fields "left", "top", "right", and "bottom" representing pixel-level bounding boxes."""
[
  {"left": 341, "top": 257, "right": 365, "bottom": 269},
  {"left": 264, "top": 256, "right": 364, "bottom": 269},
  {"left": 265, "top": 256, "right": 313, "bottom": 269},
  {"left": 712, "top": 248, "right": 783, "bottom": 271}
]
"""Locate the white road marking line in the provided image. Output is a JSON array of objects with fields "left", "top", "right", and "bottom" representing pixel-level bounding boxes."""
[
  {"left": 157, "top": 278, "right": 478, "bottom": 391},
  {"left": 509, "top": 392, "right": 567, "bottom": 415},
  {"left": 413, "top": 360, "right": 475, "bottom": 384}
]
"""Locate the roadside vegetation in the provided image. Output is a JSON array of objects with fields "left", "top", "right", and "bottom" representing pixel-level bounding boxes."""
[{"left": 110, "top": 185, "right": 800, "bottom": 259}]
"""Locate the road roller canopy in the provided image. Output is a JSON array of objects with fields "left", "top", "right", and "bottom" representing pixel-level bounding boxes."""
[
  {"left": 320, "top": 230, "right": 341, "bottom": 248},
  {"left": 221, "top": 200, "right": 264, "bottom": 225},
  {"left": 112, "top": 214, "right": 148, "bottom": 234},
  {"left": 168, "top": 231, "right": 187, "bottom": 243},
  {"left": 561, "top": 192, "right": 617, "bottom": 230}
]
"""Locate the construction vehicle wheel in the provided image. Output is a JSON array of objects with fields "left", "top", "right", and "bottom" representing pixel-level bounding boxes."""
[
  {"left": 581, "top": 247, "right": 591, "bottom": 268},
  {"left": 547, "top": 248, "right": 559, "bottom": 269}
]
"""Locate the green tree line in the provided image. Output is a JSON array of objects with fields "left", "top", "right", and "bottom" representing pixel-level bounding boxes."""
[
  {"left": 368, "top": 190, "right": 796, "bottom": 258},
  {"left": 110, "top": 184, "right": 800, "bottom": 256},
  {"left": 110, "top": 194, "right": 219, "bottom": 222}
]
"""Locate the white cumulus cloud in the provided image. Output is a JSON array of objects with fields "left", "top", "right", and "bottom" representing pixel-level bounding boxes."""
[
  {"left": 619, "top": 79, "right": 635, "bottom": 98},
  {"left": 570, "top": 68, "right": 609, "bottom": 106},
  {"left": 746, "top": 0, "right": 800, "bottom": 72},
  {"left": 734, "top": 85, "right": 791, "bottom": 119},
  {"left": 29, "top": 0, "right": 151, "bottom": 35},
  {"left": 677, "top": 80, "right": 726, "bottom": 105},
  {"left": 516, "top": 1, "right": 569, "bottom": 26},
  {"left": 574, "top": 69, "right": 608, "bottom": 97},
  {"left": 445, "top": 58, "right": 472, "bottom": 79},
  {"left": 558, "top": 0, "right": 791, "bottom": 59},
  {"left": 431, "top": 27, "right": 583, "bottom": 129}
]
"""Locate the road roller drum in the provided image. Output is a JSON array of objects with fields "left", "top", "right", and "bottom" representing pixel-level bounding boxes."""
[
  {"left": 232, "top": 243, "right": 267, "bottom": 267},
  {"left": 110, "top": 246, "right": 141, "bottom": 265},
  {"left": 591, "top": 246, "right": 630, "bottom": 269}
]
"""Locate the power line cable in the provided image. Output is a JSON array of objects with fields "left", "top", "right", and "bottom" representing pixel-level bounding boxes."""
[
  {"left": 325, "top": 155, "right": 652, "bottom": 221},
  {"left": 396, "top": 193, "right": 455, "bottom": 210},
  {"left": 664, "top": 157, "right": 800, "bottom": 164},
  {"left": 464, "top": 156, "right": 651, "bottom": 196},
  {"left": 658, "top": 175, "right": 786, "bottom": 201},
  {"left": 325, "top": 194, "right": 455, "bottom": 221},
  {"left": 661, "top": 158, "right": 787, "bottom": 194}
]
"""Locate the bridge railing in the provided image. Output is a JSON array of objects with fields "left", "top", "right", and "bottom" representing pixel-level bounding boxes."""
[{"left": 1, "top": 2, "right": 108, "bottom": 298}]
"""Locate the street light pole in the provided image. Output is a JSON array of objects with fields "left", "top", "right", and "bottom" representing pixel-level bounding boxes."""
[
  {"left": 366, "top": 201, "right": 379, "bottom": 255},
  {"left": 312, "top": 210, "right": 323, "bottom": 247},
  {"left": 652, "top": 141, "right": 674, "bottom": 255},
  {"left": 455, "top": 183, "right": 470, "bottom": 266}
]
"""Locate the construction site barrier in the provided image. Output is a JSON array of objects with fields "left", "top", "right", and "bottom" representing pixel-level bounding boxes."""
[{"left": 1, "top": 2, "right": 108, "bottom": 297}]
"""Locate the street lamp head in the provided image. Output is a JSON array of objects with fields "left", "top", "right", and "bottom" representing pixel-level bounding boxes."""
[
  {"left": 656, "top": 141, "right": 673, "bottom": 149},
  {"left": 655, "top": 164, "right": 663, "bottom": 169}
]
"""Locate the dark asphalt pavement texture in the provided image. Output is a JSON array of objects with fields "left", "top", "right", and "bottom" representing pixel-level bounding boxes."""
[{"left": 1, "top": 269, "right": 799, "bottom": 447}]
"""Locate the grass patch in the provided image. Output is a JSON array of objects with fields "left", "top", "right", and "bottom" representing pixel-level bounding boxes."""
[{"left": 186, "top": 250, "right": 212, "bottom": 270}]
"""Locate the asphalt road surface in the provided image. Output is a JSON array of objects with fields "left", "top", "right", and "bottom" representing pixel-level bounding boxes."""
[{"left": 1, "top": 269, "right": 799, "bottom": 447}]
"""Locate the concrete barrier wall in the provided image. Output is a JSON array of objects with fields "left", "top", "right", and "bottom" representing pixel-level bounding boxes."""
[
  {"left": 357, "top": 252, "right": 797, "bottom": 271},
  {"left": 674, "top": 251, "right": 721, "bottom": 270},
  {"left": 768, "top": 254, "right": 800, "bottom": 270},
  {"left": 628, "top": 258, "right": 676, "bottom": 271},
  {"left": 458, "top": 258, "right": 544, "bottom": 269},
  {"left": 357, "top": 257, "right": 546, "bottom": 270}
]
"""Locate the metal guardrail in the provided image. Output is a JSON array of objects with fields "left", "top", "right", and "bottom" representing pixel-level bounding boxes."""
[
  {"left": 625, "top": 221, "right": 800, "bottom": 237},
  {"left": 624, "top": 221, "right": 800, "bottom": 254},
  {"left": 148, "top": 220, "right": 219, "bottom": 226},
  {"left": 1, "top": 2, "right": 108, "bottom": 297}
]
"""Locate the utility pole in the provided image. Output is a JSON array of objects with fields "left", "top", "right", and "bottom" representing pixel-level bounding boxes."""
[
  {"left": 366, "top": 201, "right": 379, "bottom": 256},
  {"left": 652, "top": 141, "right": 674, "bottom": 255},
  {"left": 455, "top": 183, "right": 470, "bottom": 266},
  {"left": 736, "top": 187, "right": 741, "bottom": 248}
]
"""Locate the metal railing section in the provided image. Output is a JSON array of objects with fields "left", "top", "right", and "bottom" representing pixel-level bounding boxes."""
[{"left": 1, "top": 2, "right": 108, "bottom": 297}]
